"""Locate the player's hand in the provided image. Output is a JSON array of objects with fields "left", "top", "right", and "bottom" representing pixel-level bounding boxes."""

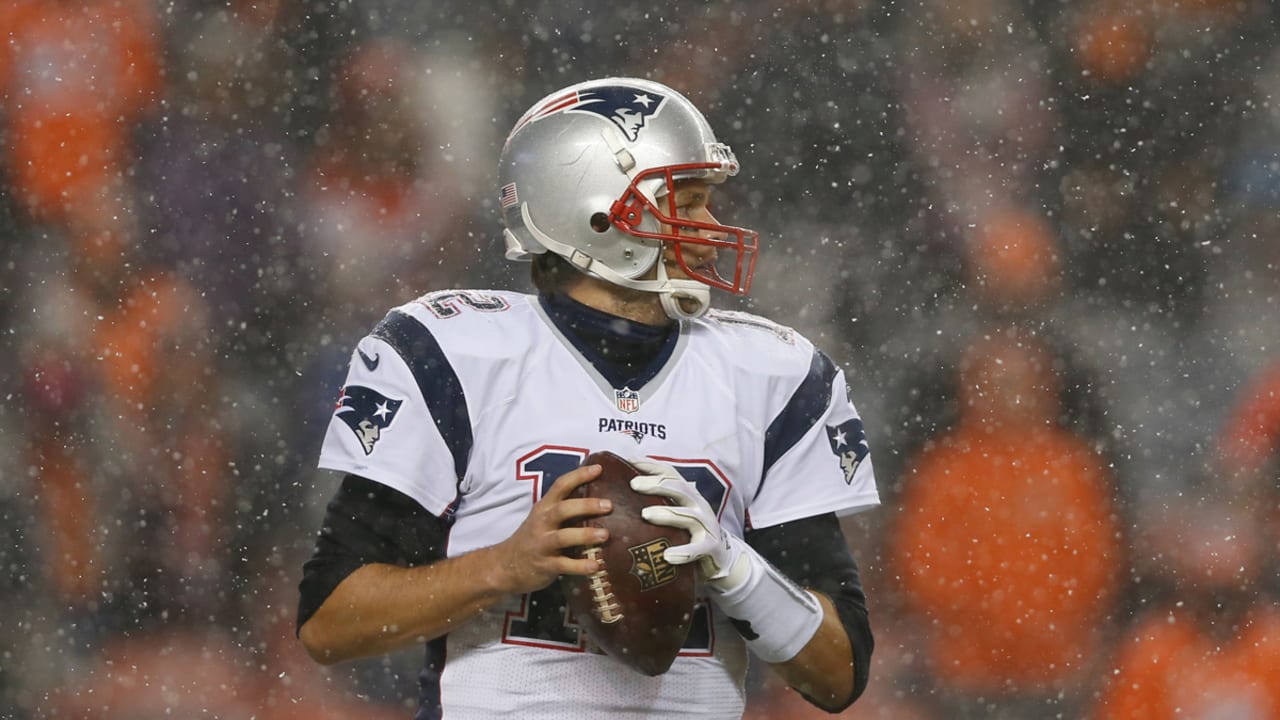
[
  {"left": 629, "top": 459, "right": 748, "bottom": 592},
  {"left": 492, "top": 463, "right": 612, "bottom": 595}
]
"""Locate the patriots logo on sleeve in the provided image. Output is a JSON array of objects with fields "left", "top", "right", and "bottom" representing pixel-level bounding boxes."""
[
  {"left": 334, "top": 385, "right": 404, "bottom": 455},
  {"left": 518, "top": 85, "right": 667, "bottom": 142},
  {"left": 826, "top": 418, "right": 869, "bottom": 485}
]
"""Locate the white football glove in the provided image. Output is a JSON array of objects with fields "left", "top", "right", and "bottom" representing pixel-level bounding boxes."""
[
  {"left": 629, "top": 458, "right": 824, "bottom": 663},
  {"left": 629, "top": 458, "right": 749, "bottom": 592}
]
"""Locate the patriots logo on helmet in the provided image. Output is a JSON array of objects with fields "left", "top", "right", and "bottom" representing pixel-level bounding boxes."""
[
  {"left": 521, "top": 85, "right": 667, "bottom": 142},
  {"left": 826, "top": 418, "right": 869, "bottom": 485},
  {"left": 334, "top": 385, "right": 403, "bottom": 455}
]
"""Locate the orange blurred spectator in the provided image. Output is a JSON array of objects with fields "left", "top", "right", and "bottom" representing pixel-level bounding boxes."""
[
  {"left": 300, "top": 37, "right": 469, "bottom": 318},
  {"left": 1092, "top": 500, "right": 1280, "bottom": 719},
  {"left": 1220, "top": 359, "right": 1280, "bottom": 496},
  {"left": 887, "top": 331, "right": 1123, "bottom": 706},
  {"left": 0, "top": 0, "right": 161, "bottom": 223},
  {"left": 90, "top": 271, "right": 235, "bottom": 616},
  {"left": 17, "top": 216, "right": 126, "bottom": 604},
  {"left": 93, "top": 273, "right": 211, "bottom": 415},
  {"left": 1218, "top": 358, "right": 1280, "bottom": 583},
  {"left": 1071, "top": 0, "right": 1251, "bottom": 85},
  {"left": 966, "top": 204, "right": 1062, "bottom": 316},
  {"left": 1072, "top": 1, "right": 1152, "bottom": 84}
]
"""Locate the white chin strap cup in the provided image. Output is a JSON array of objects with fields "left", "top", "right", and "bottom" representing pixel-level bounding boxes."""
[{"left": 656, "top": 265, "right": 710, "bottom": 321}]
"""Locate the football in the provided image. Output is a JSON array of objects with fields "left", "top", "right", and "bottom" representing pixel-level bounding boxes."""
[{"left": 560, "top": 450, "right": 696, "bottom": 676}]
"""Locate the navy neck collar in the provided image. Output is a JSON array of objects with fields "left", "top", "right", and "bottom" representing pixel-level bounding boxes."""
[{"left": 538, "top": 293, "right": 678, "bottom": 389}]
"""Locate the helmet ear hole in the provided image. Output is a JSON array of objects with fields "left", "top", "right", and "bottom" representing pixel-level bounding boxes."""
[{"left": 589, "top": 212, "right": 611, "bottom": 233}]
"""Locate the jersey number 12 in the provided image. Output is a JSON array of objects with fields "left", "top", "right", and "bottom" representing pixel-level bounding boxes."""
[{"left": 502, "top": 446, "right": 730, "bottom": 657}]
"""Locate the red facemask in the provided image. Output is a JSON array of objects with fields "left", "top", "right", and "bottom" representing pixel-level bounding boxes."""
[{"left": 609, "top": 163, "right": 760, "bottom": 295}]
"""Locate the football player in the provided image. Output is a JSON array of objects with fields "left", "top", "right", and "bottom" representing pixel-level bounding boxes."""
[{"left": 297, "top": 77, "right": 880, "bottom": 719}]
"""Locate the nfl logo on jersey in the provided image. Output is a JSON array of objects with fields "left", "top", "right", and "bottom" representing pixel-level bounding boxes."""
[{"left": 615, "top": 387, "right": 640, "bottom": 414}]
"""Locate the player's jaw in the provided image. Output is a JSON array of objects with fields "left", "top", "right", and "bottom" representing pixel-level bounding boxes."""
[{"left": 662, "top": 242, "right": 719, "bottom": 282}]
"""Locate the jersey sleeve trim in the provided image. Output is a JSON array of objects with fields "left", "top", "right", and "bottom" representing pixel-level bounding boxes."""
[
  {"left": 372, "top": 311, "right": 473, "bottom": 481},
  {"left": 760, "top": 349, "right": 839, "bottom": 491},
  {"left": 747, "top": 488, "right": 881, "bottom": 529}
]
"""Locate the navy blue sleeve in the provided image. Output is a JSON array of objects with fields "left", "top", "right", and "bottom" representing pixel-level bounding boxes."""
[
  {"left": 745, "top": 512, "right": 874, "bottom": 711},
  {"left": 296, "top": 474, "right": 451, "bottom": 633}
]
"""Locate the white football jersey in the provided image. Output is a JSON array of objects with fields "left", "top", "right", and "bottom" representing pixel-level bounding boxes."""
[{"left": 317, "top": 289, "right": 879, "bottom": 720}]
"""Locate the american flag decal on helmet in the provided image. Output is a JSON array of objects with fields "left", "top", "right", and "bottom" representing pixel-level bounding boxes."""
[{"left": 499, "top": 183, "right": 519, "bottom": 209}]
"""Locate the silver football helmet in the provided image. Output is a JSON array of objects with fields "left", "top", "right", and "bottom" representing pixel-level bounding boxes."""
[{"left": 498, "top": 77, "right": 759, "bottom": 320}]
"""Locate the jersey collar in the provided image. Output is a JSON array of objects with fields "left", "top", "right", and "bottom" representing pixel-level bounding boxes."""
[{"left": 534, "top": 293, "right": 687, "bottom": 394}]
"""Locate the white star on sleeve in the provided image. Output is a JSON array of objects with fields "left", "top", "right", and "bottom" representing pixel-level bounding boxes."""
[
  {"left": 833, "top": 428, "right": 848, "bottom": 447},
  {"left": 374, "top": 401, "right": 392, "bottom": 420}
]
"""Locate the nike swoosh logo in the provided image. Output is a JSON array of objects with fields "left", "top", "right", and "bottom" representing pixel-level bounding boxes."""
[{"left": 357, "top": 348, "right": 380, "bottom": 371}]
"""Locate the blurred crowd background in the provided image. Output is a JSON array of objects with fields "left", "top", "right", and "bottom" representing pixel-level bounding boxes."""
[{"left": 1, "top": 0, "right": 1278, "bottom": 717}]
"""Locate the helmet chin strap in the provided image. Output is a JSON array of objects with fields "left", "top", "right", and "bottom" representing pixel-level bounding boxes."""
[
  {"left": 655, "top": 261, "right": 711, "bottom": 321},
  {"left": 520, "top": 203, "right": 711, "bottom": 320}
]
